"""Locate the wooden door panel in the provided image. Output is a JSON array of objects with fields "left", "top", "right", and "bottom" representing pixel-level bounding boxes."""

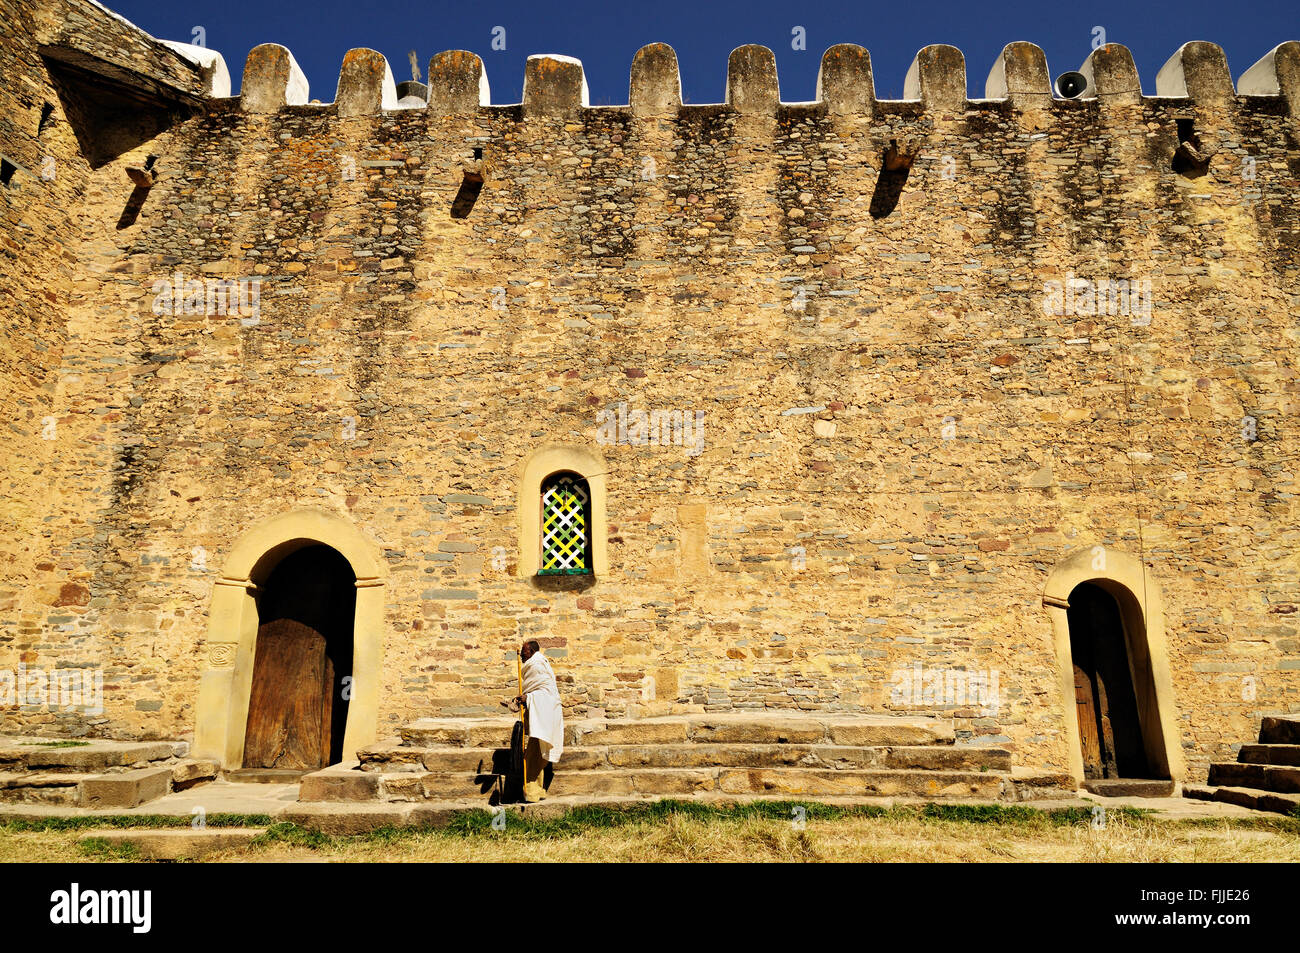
[
  {"left": 244, "top": 618, "right": 331, "bottom": 770},
  {"left": 1074, "top": 664, "right": 1102, "bottom": 778}
]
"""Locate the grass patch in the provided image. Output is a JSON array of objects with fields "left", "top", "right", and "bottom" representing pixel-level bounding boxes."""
[
  {"left": 0, "top": 814, "right": 273, "bottom": 833},
  {"left": 915, "top": 803, "right": 1148, "bottom": 826},
  {"left": 438, "top": 799, "right": 879, "bottom": 838},
  {"left": 253, "top": 822, "right": 332, "bottom": 849},
  {"left": 259, "top": 801, "right": 1129, "bottom": 847},
  {"left": 76, "top": 837, "right": 140, "bottom": 861},
  {"left": 5, "top": 800, "right": 1300, "bottom": 863},
  {"left": 18, "top": 741, "right": 90, "bottom": 748}
]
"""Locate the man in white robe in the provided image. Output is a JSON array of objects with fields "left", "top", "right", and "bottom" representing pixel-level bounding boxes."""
[{"left": 515, "top": 640, "right": 563, "bottom": 801}]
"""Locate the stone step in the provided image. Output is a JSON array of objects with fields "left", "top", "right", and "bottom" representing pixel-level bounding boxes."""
[
  {"left": 0, "top": 759, "right": 213, "bottom": 807},
  {"left": 0, "top": 738, "right": 181, "bottom": 772},
  {"left": 1082, "top": 778, "right": 1175, "bottom": 798},
  {"left": 225, "top": 768, "right": 313, "bottom": 784},
  {"left": 284, "top": 788, "right": 1098, "bottom": 834},
  {"left": 716, "top": 768, "right": 1007, "bottom": 800},
  {"left": 1184, "top": 784, "right": 1300, "bottom": 817},
  {"left": 1237, "top": 744, "right": 1300, "bottom": 767},
  {"left": 77, "top": 828, "right": 267, "bottom": 860},
  {"left": 397, "top": 718, "right": 517, "bottom": 749},
  {"left": 79, "top": 766, "right": 174, "bottom": 809},
  {"left": 1207, "top": 761, "right": 1300, "bottom": 794},
  {"left": 339, "top": 766, "right": 1012, "bottom": 801},
  {"left": 395, "top": 713, "right": 955, "bottom": 750},
  {"left": 360, "top": 742, "right": 1011, "bottom": 774},
  {"left": 0, "top": 771, "right": 84, "bottom": 805},
  {"left": 1005, "top": 768, "right": 1079, "bottom": 801},
  {"left": 1259, "top": 717, "right": 1300, "bottom": 746}
]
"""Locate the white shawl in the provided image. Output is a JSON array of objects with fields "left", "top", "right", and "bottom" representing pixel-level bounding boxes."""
[{"left": 522, "top": 651, "right": 564, "bottom": 763}]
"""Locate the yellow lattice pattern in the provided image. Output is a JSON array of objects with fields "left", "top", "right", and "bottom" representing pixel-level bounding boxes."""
[{"left": 541, "top": 477, "right": 590, "bottom": 572}]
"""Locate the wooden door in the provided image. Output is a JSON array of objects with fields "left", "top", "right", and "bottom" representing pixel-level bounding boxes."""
[
  {"left": 243, "top": 618, "right": 334, "bottom": 770},
  {"left": 1068, "top": 583, "right": 1152, "bottom": 779},
  {"left": 1073, "top": 662, "right": 1103, "bottom": 778}
]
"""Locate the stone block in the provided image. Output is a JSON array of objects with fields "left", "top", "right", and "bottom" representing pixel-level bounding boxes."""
[
  {"left": 0, "top": 772, "right": 82, "bottom": 805},
  {"left": 984, "top": 42, "right": 1050, "bottom": 107},
  {"left": 546, "top": 770, "right": 635, "bottom": 797},
  {"left": 79, "top": 766, "right": 172, "bottom": 809},
  {"left": 883, "top": 745, "right": 1011, "bottom": 771},
  {"left": 726, "top": 45, "right": 779, "bottom": 115},
  {"left": 281, "top": 803, "right": 411, "bottom": 834},
  {"left": 826, "top": 718, "right": 954, "bottom": 746},
  {"left": 171, "top": 758, "right": 219, "bottom": 786},
  {"left": 428, "top": 51, "right": 490, "bottom": 114},
  {"left": 1260, "top": 717, "right": 1300, "bottom": 745},
  {"left": 1237, "top": 743, "right": 1300, "bottom": 766},
  {"left": 630, "top": 768, "right": 716, "bottom": 795},
  {"left": 241, "top": 43, "right": 309, "bottom": 113},
  {"left": 630, "top": 43, "right": 681, "bottom": 117},
  {"left": 1155, "top": 41, "right": 1234, "bottom": 105},
  {"left": 421, "top": 772, "right": 500, "bottom": 799},
  {"left": 817, "top": 44, "right": 874, "bottom": 116},
  {"left": 336, "top": 48, "right": 398, "bottom": 117},
  {"left": 903, "top": 44, "right": 966, "bottom": 110},
  {"left": 297, "top": 767, "right": 379, "bottom": 802},
  {"left": 77, "top": 828, "right": 265, "bottom": 860},
  {"left": 574, "top": 719, "right": 688, "bottom": 745},
  {"left": 523, "top": 55, "right": 588, "bottom": 118},
  {"left": 1079, "top": 43, "right": 1142, "bottom": 103},
  {"left": 688, "top": 717, "right": 823, "bottom": 744}
]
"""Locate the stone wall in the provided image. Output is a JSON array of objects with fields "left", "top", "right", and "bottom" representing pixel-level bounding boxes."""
[{"left": 2, "top": 0, "right": 1299, "bottom": 782}]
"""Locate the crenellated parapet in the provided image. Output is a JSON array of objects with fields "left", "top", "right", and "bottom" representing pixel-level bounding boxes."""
[
  {"left": 240, "top": 43, "right": 310, "bottom": 113},
  {"left": 984, "top": 42, "right": 1051, "bottom": 110},
  {"left": 903, "top": 44, "right": 966, "bottom": 111},
  {"left": 1156, "top": 41, "right": 1236, "bottom": 106},
  {"left": 816, "top": 44, "right": 874, "bottom": 117},
  {"left": 204, "top": 38, "right": 1300, "bottom": 121},
  {"left": 523, "top": 54, "right": 589, "bottom": 117},
  {"left": 427, "top": 51, "right": 491, "bottom": 114},
  {"left": 630, "top": 43, "right": 682, "bottom": 117},
  {"left": 336, "top": 48, "right": 399, "bottom": 116}
]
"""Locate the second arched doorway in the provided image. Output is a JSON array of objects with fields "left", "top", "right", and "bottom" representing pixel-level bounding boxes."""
[
  {"left": 1043, "top": 547, "right": 1184, "bottom": 792},
  {"left": 1067, "top": 581, "right": 1155, "bottom": 781}
]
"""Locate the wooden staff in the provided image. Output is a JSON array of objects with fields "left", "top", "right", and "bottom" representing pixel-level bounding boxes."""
[{"left": 517, "top": 654, "right": 526, "bottom": 740}]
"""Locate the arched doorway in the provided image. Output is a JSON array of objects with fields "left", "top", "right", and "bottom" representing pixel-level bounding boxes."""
[
  {"left": 243, "top": 545, "right": 355, "bottom": 770},
  {"left": 1042, "top": 547, "right": 1184, "bottom": 790},
  {"left": 1067, "top": 582, "right": 1153, "bottom": 780},
  {"left": 193, "top": 510, "right": 386, "bottom": 770}
]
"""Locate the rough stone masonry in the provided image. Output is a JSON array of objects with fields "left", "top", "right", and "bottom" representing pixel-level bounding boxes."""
[{"left": 1, "top": 0, "right": 1298, "bottom": 785}]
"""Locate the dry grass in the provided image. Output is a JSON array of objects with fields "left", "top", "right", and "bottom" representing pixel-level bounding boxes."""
[{"left": 2, "top": 803, "right": 1297, "bottom": 863}]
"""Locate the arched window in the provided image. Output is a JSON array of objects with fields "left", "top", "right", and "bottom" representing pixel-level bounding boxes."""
[{"left": 539, "top": 472, "right": 592, "bottom": 575}]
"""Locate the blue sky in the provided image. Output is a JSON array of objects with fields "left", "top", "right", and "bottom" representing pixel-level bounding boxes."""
[{"left": 107, "top": 0, "right": 1297, "bottom": 104}]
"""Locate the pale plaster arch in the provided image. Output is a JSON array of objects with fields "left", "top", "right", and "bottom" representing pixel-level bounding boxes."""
[
  {"left": 193, "top": 510, "right": 386, "bottom": 768},
  {"left": 518, "top": 445, "right": 608, "bottom": 578},
  {"left": 1043, "top": 545, "right": 1184, "bottom": 787}
]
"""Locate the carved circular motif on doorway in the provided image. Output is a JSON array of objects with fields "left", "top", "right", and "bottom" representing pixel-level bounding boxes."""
[{"left": 207, "top": 643, "right": 236, "bottom": 667}]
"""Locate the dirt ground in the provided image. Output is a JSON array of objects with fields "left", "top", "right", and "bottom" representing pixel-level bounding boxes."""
[{"left": 3, "top": 803, "right": 1298, "bottom": 863}]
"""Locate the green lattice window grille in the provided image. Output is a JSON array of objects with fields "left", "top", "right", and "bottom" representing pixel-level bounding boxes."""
[{"left": 539, "top": 473, "right": 592, "bottom": 576}]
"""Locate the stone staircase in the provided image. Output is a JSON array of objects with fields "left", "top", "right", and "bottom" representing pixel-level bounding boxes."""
[
  {"left": 296, "top": 713, "right": 1075, "bottom": 818},
  {"left": 0, "top": 736, "right": 217, "bottom": 809},
  {"left": 1186, "top": 716, "right": 1300, "bottom": 816}
]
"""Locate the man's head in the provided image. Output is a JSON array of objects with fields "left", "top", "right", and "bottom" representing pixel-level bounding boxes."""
[{"left": 520, "top": 640, "right": 541, "bottom": 661}]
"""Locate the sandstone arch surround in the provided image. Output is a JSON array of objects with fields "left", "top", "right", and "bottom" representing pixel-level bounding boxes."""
[
  {"left": 1042, "top": 547, "right": 1185, "bottom": 788},
  {"left": 518, "top": 445, "right": 609, "bottom": 579},
  {"left": 193, "top": 511, "right": 387, "bottom": 768}
]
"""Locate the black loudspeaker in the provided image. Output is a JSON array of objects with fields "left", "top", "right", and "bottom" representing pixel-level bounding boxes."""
[{"left": 1054, "top": 71, "right": 1090, "bottom": 99}]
